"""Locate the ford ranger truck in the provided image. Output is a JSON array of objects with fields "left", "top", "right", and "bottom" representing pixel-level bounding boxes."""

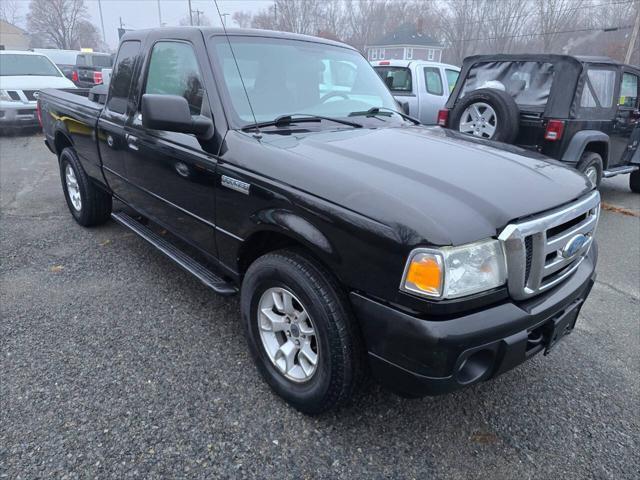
[{"left": 38, "top": 28, "right": 600, "bottom": 414}]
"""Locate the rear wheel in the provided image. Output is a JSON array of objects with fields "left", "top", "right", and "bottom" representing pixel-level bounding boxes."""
[
  {"left": 240, "top": 249, "right": 363, "bottom": 414},
  {"left": 59, "top": 147, "right": 112, "bottom": 226},
  {"left": 576, "top": 151, "right": 603, "bottom": 189},
  {"left": 630, "top": 169, "right": 640, "bottom": 193}
]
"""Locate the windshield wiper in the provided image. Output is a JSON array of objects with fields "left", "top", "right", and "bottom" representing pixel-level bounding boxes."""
[
  {"left": 241, "top": 113, "right": 362, "bottom": 131},
  {"left": 349, "top": 107, "right": 420, "bottom": 125}
]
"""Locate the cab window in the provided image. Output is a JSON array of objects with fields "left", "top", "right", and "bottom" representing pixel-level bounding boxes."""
[
  {"left": 445, "top": 69, "right": 459, "bottom": 93},
  {"left": 581, "top": 68, "right": 616, "bottom": 108},
  {"left": 374, "top": 66, "right": 412, "bottom": 93},
  {"left": 144, "top": 41, "right": 204, "bottom": 116},
  {"left": 107, "top": 40, "right": 141, "bottom": 114},
  {"left": 424, "top": 67, "right": 443, "bottom": 95}
]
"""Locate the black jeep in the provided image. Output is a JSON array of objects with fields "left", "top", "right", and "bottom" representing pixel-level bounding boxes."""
[{"left": 438, "top": 54, "right": 640, "bottom": 191}]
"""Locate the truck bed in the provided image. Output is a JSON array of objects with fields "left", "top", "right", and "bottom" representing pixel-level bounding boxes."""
[{"left": 39, "top": 88, "right": 103, "bottom": 117}]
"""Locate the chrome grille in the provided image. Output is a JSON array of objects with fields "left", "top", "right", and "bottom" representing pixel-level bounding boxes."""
[{"left": 499, "top": 191, "right": 600, "bottom": 300}]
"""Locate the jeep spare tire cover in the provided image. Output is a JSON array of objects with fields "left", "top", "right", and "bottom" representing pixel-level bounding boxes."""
[{"left": 450, "top": 88, "right": 520, "bottom": 143}]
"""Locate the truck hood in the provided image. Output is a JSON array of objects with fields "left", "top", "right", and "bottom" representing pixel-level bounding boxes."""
[
  {"left": 0, "top": 75, "right": 75, "bottom": 91},
  {"left": 245, "top": 125, "right": 593, "bottom": 246}
]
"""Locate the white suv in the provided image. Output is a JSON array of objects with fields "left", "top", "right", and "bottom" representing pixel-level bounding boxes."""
[{"left": 0, "top": 50, "right": 75, "bottom": 128}]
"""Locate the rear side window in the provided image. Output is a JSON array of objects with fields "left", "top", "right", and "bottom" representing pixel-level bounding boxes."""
[
  {"left": 76, "top": 55, "right": 86, "bottom": 66},
  {"left": 424, "top": 67, "right": 443, "bottom": 95},
  {"left": 581, "top": 69, "right": 616, "bottom": 108},
  {"left": 374, "top": 66, "right": 412, "bottom": 93},
  {"left": 461, "top": 61, "right": 555, "bottom": 107},
  {"left": 107, "top": 41, "right": 141, "bottom": 114},
  {"left": 144, "top": 41, "right": 204, "bottom": 115},
  {"left": 619, "top": 73, "right": 638, "bottom": 108},
  {"left": 445, "top": 69, "right": 459, "bottom": 93}
]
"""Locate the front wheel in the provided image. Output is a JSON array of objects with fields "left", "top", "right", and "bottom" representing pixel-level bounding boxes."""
[
  {"left": 630, "top": 169, "right": 640, "bottom": 193},
  {"left": 59, "top": 147, "right": 112, "bottom": 226},
  {"left": 240, "top": 249, "right": 363, "bottom": 414}
]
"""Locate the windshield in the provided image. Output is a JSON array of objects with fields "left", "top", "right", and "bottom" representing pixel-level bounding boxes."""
[
  {"left": 210, "top": 36, "right": 398, "bottom": 125},
  {"left": 0, "top": 54, "right": 61, "bottom": 77},
  {"left": 460, "top": 61, "right": 555, "bottom": 107}
]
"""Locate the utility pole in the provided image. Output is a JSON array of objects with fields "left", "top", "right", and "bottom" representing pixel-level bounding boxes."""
[
  {"left": 157, "top": 0, "right": 162, "bottom": 27},
  {"left": 625, "top": 5, "right": 640, "bottom": 64},
  {"left": 193, "top": 9, "right": 204, "bottom": 26},
  {"left": 97, "top": 0, "right": 106, "bottom": 43},
  {"left": 188, "top": 0, "right": 193, "bottom": 26}
]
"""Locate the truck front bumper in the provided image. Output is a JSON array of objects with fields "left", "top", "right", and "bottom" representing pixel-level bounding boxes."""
[
  {"left": 351, "top": 244, "right": 597, "bottom": 397},
  {"left": 0, "top": 101, "right": 38, "bottom": 127}
]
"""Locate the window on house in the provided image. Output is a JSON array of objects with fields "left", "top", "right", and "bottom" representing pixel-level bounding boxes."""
[
  {"left": 428, "top": 49, "right": 435, "bottom": 61},
  {"left": 424, "top": 67, "right": 443, "bottom": 95},
  {"left": 406, "top": 48, "right": 413, "bottom": 60},
  {"left": 378, "top": 48, "right": 385, "bottom": 60},
  {"left": 371, "top": 49, "right": 378, "bottom": 60}
]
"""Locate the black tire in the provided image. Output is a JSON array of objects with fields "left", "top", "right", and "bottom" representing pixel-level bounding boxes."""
[
  {"left": 630, "top": 169, "right": 640, "bottom": 193},
  {"left": 59, "top": 147, "right": 112, "bottom": 226},
  {"left": 240, "top": 249, "right": 363, "bottom": 415},
  {"left": 449, "top": 88, "right": 520, "bottom": 143},
  {"left": 576, "top": 151, "right": 603, "bottom": 189}
]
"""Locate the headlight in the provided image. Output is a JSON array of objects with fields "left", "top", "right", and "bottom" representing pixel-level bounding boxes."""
[
  {"left": 0, "top": 90, "right": 17, "bottom": 102},
  {"left": 400, "top": 239, "right": 506, "bottom": 299}
]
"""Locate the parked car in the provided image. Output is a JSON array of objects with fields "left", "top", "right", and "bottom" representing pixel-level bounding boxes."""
[
  {"left": 39, "top": 28, "right": 600, "bottom": 414},
  {"left": 72, "top": 52, "right": 113, "bottom": 87},
  {"left": 372, "top": 59, "right": 460, "bottom": 124},
  {"left": 438, "top": 54, "right": 640, "bottom": 191},
  {"left": 0, "top": 50, "right": 76, "bottom": 128},
  {"left": 33, "top": 48, "right": 80, "bottom": 81}
]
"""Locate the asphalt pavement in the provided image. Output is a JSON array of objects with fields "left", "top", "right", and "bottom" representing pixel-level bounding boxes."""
[{"left": 1, "top": 131, "right": 638, "bottom": 479}]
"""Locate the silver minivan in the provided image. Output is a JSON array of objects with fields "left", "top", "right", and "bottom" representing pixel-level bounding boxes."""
[{"left": 372, "top": 60, "right": 460, "bottom": 124}]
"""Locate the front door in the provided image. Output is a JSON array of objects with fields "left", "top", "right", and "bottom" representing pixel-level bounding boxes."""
[
  {"left": 610, "top": 70, "right": 640, "bottom": 166},
  {"left": 124, "top": 39, "right": 219, "bottom": 256}
]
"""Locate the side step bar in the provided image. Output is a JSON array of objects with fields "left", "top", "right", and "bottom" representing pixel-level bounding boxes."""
[
  {"left": 603, "top": 165, "right": 639, "bottom": 178},
  {"left": 111, "top": 211, "right": 238, "bottom": 296}
]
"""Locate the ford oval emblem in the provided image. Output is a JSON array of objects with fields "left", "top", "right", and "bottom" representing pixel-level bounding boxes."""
[{"left": 561, "top": 234, "right": 588, "bottom": 259}]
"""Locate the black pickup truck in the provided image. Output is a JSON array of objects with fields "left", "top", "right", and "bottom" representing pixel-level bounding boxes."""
[{"left": 38, "top": 28, "right": 600, "bottom": 414}]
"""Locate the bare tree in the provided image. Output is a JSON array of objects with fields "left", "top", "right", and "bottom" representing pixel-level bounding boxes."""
[
  {"left": 27, "top": 0, "right": 90, "bottom": 49},
  {"left": 179, "top": 13, "right": 211, "bottom": 27},
  {"left": 536, "top": 0, "right": 585, "bottom": 52},
  {"left": 0, "top": 0, "right": 22, "bottom": 26},
  {"left": 232, "top": 11, "right": 252, "bottom": 29},
  {"left": 438, "top": 0, "right": 486, "bottom": 64}
]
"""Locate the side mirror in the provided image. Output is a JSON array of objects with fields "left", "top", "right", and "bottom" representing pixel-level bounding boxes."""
[
  {"left": 398, "top": 100, "right": 410, "bottom": 115},
  {"left": 141, "top": 94, "right": 213, "bottom": 137}
]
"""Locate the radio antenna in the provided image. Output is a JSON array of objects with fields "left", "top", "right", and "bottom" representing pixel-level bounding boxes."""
[{"left": 212, "top": 0, "right": 262, "bottom": 138}]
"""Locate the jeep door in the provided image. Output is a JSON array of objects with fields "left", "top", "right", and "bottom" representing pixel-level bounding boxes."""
[{"left": 610, "top": 70, "right": 640, "bottom": 166}]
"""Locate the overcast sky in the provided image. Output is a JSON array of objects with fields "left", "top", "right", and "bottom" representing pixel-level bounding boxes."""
[{"left": 12, "top": 0, "right": 275, "bottom": 49}]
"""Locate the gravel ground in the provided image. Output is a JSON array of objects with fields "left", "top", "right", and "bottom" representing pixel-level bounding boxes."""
[{"left": 1, "top": 131, "right": 638, "bottom": 479}]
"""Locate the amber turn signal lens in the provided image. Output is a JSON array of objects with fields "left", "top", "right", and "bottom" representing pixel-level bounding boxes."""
[{"left": 404, "top": 253, "right": 443, "bottom": 296}]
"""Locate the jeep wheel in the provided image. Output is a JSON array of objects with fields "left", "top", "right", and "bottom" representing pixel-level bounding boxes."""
[
  {"left": 630, "top": 170, "right": 640, "bottom": 193},
  {"left": 576, "top": 151, "right": 603, "bottom": 189},
  {"left": 59, "top": 147, "right": 112, "bottom": 226},
  {"left": 240, "top": 249, "right": 363, "bottom": 415},
  {"left": 449, "top": 88, "right": 520, "bottom": 143}
]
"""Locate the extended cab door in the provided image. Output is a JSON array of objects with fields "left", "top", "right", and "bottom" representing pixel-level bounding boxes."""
[
  {"left": 97, "top": 40, "right": 142, "bottom": 200},
  {"left": 611, "top": 70, "right": 640, "bottom": 166},
  {"left": 124, "top": 35, "right": 219, "bottom": 256}
]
